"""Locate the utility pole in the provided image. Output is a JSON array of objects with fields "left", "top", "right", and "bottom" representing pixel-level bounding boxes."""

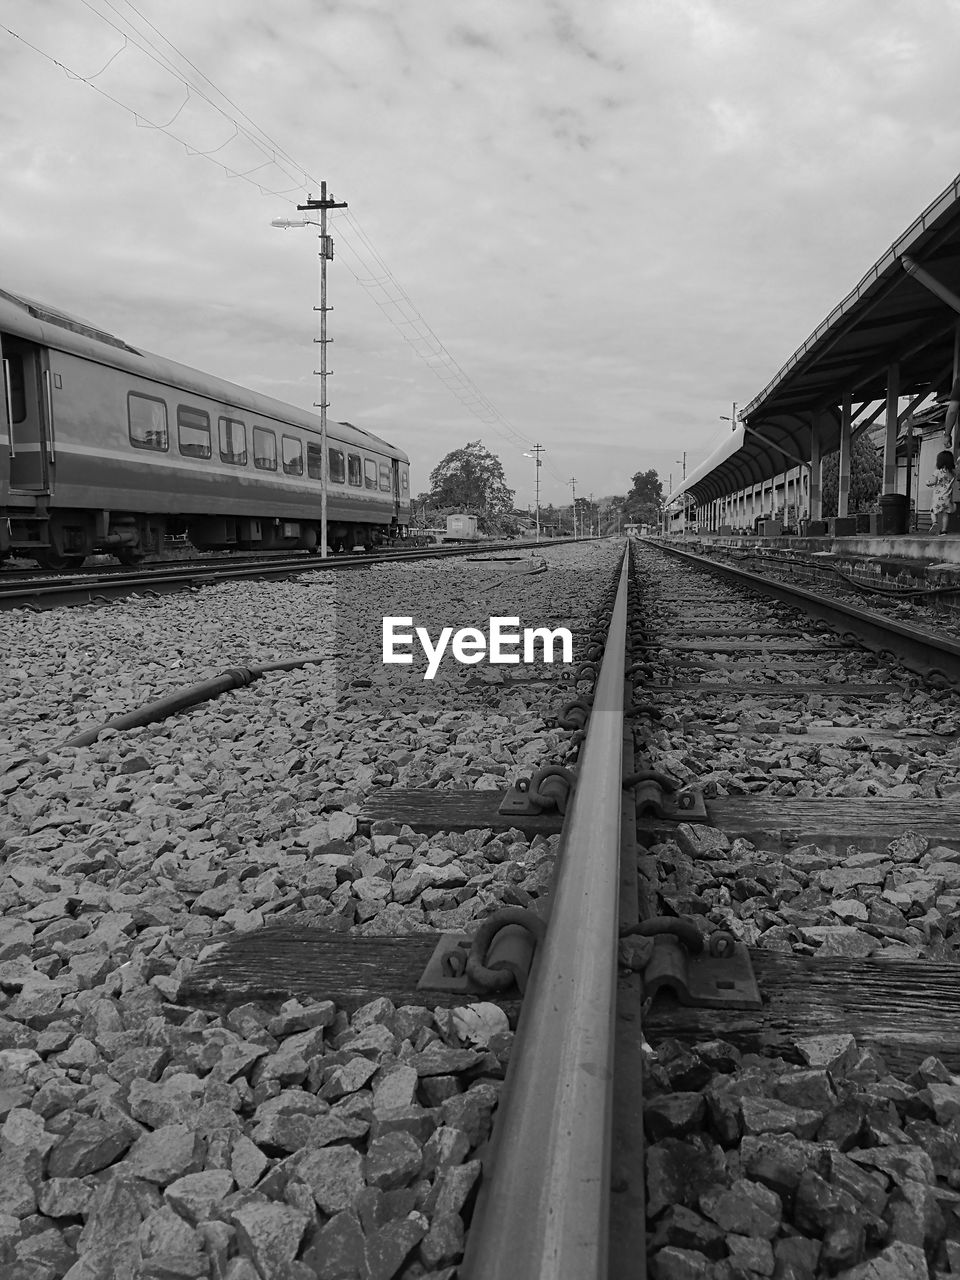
[
  {"left": 569, "top": 477, "right": 578, "bottom": 539},
  {"left": 298, "top": 183, "right": 347, "bottom": 557},
  {"left": 589, "top": 492, "right": 595, "bottom": 537},
  {"left": 523, "top": 444, "right": 544, "bottom": 542}
]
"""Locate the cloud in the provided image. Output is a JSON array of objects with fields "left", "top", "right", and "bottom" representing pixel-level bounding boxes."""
[{"left": 3, "top": 0, "right": 960, "bottom": 505}]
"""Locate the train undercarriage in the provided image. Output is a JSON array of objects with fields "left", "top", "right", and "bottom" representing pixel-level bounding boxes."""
[{"left": 2, "top": 507, "right": 403, "bottom": 569}]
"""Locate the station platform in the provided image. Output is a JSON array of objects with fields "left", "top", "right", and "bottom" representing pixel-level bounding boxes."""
[{"left": 659, "top": 532, "right": 960, "bottom": 585}]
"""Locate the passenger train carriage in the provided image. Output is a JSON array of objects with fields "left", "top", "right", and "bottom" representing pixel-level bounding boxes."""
[{"left": 0, "top": 288, "right": 410, "bottom": 568}]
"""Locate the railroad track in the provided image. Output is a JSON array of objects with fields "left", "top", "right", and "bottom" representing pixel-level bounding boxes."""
[
  {"left": 1, "top": 539, "right": 620, "bottom": 1278},
  {"left": 693, "top": 539, "right": 960, "bottom": 628},
  {"left": 187, "top": 539, "right": 960, "bottom": 1276},
  {"left": 7, "top": 536, "right": 960, "bottom": 1277},
  {"left": 0, "top": 536, "right": 576, "bottom": 612}
]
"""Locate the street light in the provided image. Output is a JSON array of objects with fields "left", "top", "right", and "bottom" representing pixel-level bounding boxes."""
[
  {"left": 270, "top": 184, "right": 346, "bottom": 558},
  {"left": 522, "top": 444, "right": 544, "bottom": 542},
  {"left": 720, "top": 402, "right": 740, "bottom": 432},
  {"left": 674, "top": 454, "right": 687, "bottom": 534}
]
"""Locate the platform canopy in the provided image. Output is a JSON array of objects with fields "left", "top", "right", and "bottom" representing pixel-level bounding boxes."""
[{"left": 673, "top": 171, "right": 960, "bottom": 506}]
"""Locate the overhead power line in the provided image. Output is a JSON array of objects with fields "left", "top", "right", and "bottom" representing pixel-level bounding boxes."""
[{"left": 3, "top": 4, "right": 571, "bottom": 487}]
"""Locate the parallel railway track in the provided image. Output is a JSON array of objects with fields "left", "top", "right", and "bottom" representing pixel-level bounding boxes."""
[{"left": 0, "top": 537, "right": 574, "bottom": 612}]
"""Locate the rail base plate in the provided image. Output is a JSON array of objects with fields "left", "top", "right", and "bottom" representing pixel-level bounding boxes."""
[
  {"left": 644, "top": 934, "right": 762, "bottom": 1010},
  {"left": 497, "top": 786, "right": 544, "bottom": 818},
  {"left": 418, "top": 933, "right": 472, "bottom": 993},
  {"left": 635, "top": 782, "right": 708, "bottom": 823},
  {"left": 417, "top": 926, "right": 535, "bottom": 997}
]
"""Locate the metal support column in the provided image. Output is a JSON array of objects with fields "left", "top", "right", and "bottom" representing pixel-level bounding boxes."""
[
  {"left": 809, "top": 413, "right": 822, "bottom": 521},
  {"left": 883, "top": 363, "right": 900, "bottom": 494},
  {"left": 838, "top": 391, "right": 852, "bottom": 517}
]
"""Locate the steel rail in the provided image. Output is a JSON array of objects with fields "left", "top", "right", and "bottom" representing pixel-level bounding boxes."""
[
  {"left": 0, "top": 536, "right": 575, "bottom": 581},
  {"left": 651, "top": 541, "right": 960, "bottom": 686},
  {"left": 0, "top": 538, "right": 581, "bottom": 612},
  {"left": 460, "top": 548, "right": 630, "bottom": 1280}
]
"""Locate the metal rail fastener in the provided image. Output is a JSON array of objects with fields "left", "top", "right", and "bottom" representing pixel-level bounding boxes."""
[{"left": 460, "top": 549, "right": 630, "bottom": 1280}]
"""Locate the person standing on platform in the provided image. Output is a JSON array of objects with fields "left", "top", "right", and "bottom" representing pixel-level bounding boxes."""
[{"left": 927, "top": 449, "right": 957, "bottom": 534}]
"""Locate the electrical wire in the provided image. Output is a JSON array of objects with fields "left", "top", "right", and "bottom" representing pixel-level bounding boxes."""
[{"left": 3, "top": 6, "right": 573, "bottom": 489}]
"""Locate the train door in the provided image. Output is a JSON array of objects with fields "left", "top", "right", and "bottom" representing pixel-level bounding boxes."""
[
  {"left": 1, "top": 334, "right": 51, "bottom": 491},
  {"left": 391, "top": 458, "right": 401, "bottom": 526}
]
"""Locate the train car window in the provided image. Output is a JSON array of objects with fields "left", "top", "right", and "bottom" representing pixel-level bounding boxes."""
[
  {"left": 307, "top": 443, "right": 323, "bottom": 480},
  {"left": 282, "top": 435, "right": 304, "bottom": 476},
  {"left": 128, "top": 392, "right": 169, "bottom": 451},
  {"left": 347, "top": 453, "right": 362, "bottom": 487},
  {"left": 364, "top": 458, "right": 377, "bottom": 490},
  {"left": 328, "top": 448, "right": 346, "bottom": 484},
  {"left": 400, "top": 468, "right": 409, "bottom": 493},
  {"left": 178, "top": 406, "right": 211, "bottom": 459},
  {"left": 219, "top": 417, "right": 247, "bottom": 466},
  {"left": 253, "top": 427, "right": 278, "bottom": 471},
  {"left": 379, "top": 463, "right": 392, "bottom": 492},
  {"left": 5, "top": 354, "right": 26, "bottom": 423}
]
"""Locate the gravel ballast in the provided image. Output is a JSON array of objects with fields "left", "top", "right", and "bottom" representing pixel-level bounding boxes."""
[
  {"left": 0, "top": 540, "right": 620, "bottom": 1279},
  {"left": 633, "top": 543, "right": 960, "bottom": 1279}
]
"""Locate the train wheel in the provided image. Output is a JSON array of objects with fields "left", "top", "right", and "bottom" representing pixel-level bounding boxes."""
[
  {"left": 35, "top": 551, "right": 87, "bottom": 572},
  {"left": 115, "top": 548, "right": 145, "bottom": 567}
]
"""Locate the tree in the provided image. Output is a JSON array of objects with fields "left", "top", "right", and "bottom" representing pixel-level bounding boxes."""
[
  {"left": 538, "top": 502, "right": 560, "bottom": 536},
  {"left": 624, "top": 469, "right": 663, "bottom": 525},
  {"left": 428, "top": 441, "right": 515, "bottom": 514},
  {"left": 412, "top": 492, "right": 434, "bottom": 527},
  {"left": 600, "top": 495, "right": 626, "bottom": 535},
  {"left": 574, "top": 496, "right": 599, "bottom": 534},
  {"left": 820, "top": 434, "right": 883, "bottom": 516}
]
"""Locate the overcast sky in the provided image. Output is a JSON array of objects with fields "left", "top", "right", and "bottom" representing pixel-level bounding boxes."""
[{"left": 3, "top": 1, "right": 960, "bottom": 511}]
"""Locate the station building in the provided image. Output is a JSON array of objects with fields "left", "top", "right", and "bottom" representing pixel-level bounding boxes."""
[{"left": 664, "top": 170, "right": 960, "bottom": 559}]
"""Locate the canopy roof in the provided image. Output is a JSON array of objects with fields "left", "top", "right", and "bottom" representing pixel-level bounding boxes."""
[{"left": 674, "top": 171, "right": 960, "bottom": 505}]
